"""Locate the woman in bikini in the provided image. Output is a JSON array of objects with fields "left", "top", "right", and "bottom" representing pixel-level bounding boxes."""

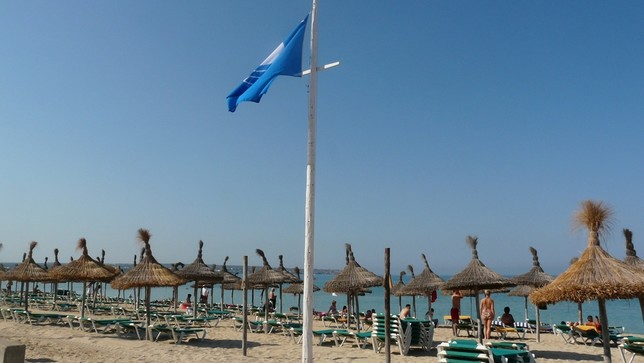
[{"left": 480, "top": 290, "right": 495, "bottom": 339}]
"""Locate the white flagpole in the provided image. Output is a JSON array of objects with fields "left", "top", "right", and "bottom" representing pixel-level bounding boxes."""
[{"left": 302, "top": 0, "right": 319, "bottom": 361}]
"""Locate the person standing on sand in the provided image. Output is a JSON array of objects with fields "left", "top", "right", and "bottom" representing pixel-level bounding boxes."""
[
  {"left": 451, "top": 290, "right": 463, "bottom": 335},
  {"left": 480, "top": 290, "right": 495, "bottom": 339}
]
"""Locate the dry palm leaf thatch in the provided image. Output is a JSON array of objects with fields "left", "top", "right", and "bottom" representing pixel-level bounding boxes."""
[
  {"left": 323, "top": 244, "right": 382, "bottom": 293},
  {"left": 7, "top": 241, "right": 50, "bottom": 282},
  {"left": 97, "top": 249, "right": 120, "bottom": 277},
  {"left": 275, "top": 255, "right": 301, "bottom": 283},
  {"left": 248, "top": 249, "right": 292, "bottom": 286},
  {"left": 283, "top": 267, "right": 320, "bottom": 294},
  {"left": 391, "top": 271, "right": 406, "bottom": 295},
  {"left": 512, "top": 247, "right": 554, "bottom": 288},
  {"left": 530, "top": 200, "right": 644, "bottom": 361},
  {"left": 397, "top": 253, "right": 444, "bottom": 296},
  {"left": 176, "top": 240, "right": 223, "bottom": 283},
  {"left": 530, "top": 202, "right": 644, "bottom": 304},
  {"left": 48, "top": 238, "right": 116, "bottom": 283},
  {"left": 110, "top": 229, "right": 186, "bottom": 290},
  {"left": 442, "top": 236, "right": 516, "bottom": 291},
  {"left": 219, "top": 256, "right": 242, "bottom": 284},
  {"left": 624, "top": 229, "right": 644, "bottom": 269},
  {"left": 394, "top": 265, "right": 418, "bottom": 297},
  {"left": 508, "top": 285, "right": 534, "bottom": 297},
  {"left": 7, "top": 241, "right": 51, "bottom": 312}
]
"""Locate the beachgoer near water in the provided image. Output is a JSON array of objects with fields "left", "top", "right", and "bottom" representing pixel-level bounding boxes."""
[
  {"left": 400, "top": 304, "right": 412, "bottom": 319},
  {"left": 500, "top": 306, "right": 515, "bottom": 327},
  {"left": 328, "top": 300, "right": 338, "bottom": 315},
  {"left": 180, "top": 294, "right": 192, "bottom": 310},
  {"left": 269, "top": 287, "right": 277, "bottom": 310},
  {"left": 451, "top": 289, "right": 464, "bottom": 335},
  {"left": 480, "top": 290, "right": 495, "bottom": 339}
]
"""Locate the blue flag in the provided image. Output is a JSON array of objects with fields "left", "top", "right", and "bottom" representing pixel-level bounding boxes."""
[{"left": 227, "top": 16, "right": 308, "bottom": 112}]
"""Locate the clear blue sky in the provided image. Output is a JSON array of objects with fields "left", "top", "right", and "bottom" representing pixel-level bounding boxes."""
[{"left": 1, "top": 1, "right": 643, "bottom": 276}]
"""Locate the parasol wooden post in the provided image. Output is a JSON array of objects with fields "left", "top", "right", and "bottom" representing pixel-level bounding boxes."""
[
  {"left": 475, "top": 289, "right": 482, "bottom": 344},
  {"left": 535, "top": 304, "right": 541, "bottom": 342},
  {"left": 598, "top": 299, "right": 611, "bottom": 363},
  {"left": 145, "top": 286, "right": 152, "bottom": 341},
  {"left": 81, "top": 281, "right": 87, "bottom": 318},
  {"left": 23, "top": 281, "right": 29, "bottom": 312},
  {"left": 523, "top": 296, "right": 528, "bottom": 321}
]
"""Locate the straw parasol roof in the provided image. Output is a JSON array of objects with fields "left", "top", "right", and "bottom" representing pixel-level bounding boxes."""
[
  {"left": 176, "top": 240, "right": 223, "bottom": 316},
  {"left": 6, "top": 241, "right": 51, "bottom": 312},
  {"left": 323, "top": 244, "right": 382, "bottom": 293},
  {"left": 111, "top": 230, "right": 186, "bottom": 290},
  {"left": 248, "top": 249, "right": 291, "bottom": 286},
  {"left": 49, "top": 238, "right": 117, "bottom": 283},
  {"left": 442, "top": 236, "right": 516, "bottom": 292},
  {"left": 397, "top": 254, "right": 444, "bottom": 296},
  {"left": 176, "top": 240, "right": 223, "bottom": 284},
  {"left": 622, "top": 228, "right": 644, "bottom": 325},
  {"left": 220, "top": 256, "right": 242, "bottom": 284},
  {"left": 7, "top": 241, "right": 51, "bottom": 283},
  {"left": 510, "top": 246, "right": 554, "bottom": 342},
  {"left": 97, "top": 249, "right": 121, "bottom": 277},
  {"left": 530, "top": 200, "right": 644, "bottom": 361},
  {"left": 512, "top": 247, "right": 554, "bottom": 288},
  {"left": 283, "top": 267, "right": 320, "bottom": 294},
  {"left": 111, "top": 229, "right": 186, "bottom": 334},
  {"left": 623, "top": 229, "right": 644, "bottom": 269},
  {"left": 275, "top": 255, "right": 301, "bottom": 283}
]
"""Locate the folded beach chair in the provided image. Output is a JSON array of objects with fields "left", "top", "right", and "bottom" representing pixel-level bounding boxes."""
[
  {"left": 437, "top": 339, "right": 536, "bottom": 363},
  {"left": 618, "top": 337, "right": 644, "bottom": 363},
  {"left": 371, "top": 314, "right": 408, "bottom": 355},
  {"left": 398, "top": 318, "right": 434, "bottom": 354}
]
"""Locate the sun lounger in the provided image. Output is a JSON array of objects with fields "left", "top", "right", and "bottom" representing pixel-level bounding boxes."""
[
  {"left": 332, "top": 330, "right": 372, "bottom": 348},
  {"left": 572, "top": 325, "right": 603, "bottom": 346},
  {"left": 554, "top": 324, "right": 574, "bottom": 344},
  {"left": 619, "top": 337, "right": 644, "bottom": 363},
  {"left": 437, "top": 339, "right": 535, "bottom": 363},
  {"left": 492, "top": 321, "right": 526, "bottom": 339},
  {"left": 115, "top": 321, "right": 146, "bottom": 340},
  {"left": 149, "top": 324, "right": 206, "bottom": 344}
]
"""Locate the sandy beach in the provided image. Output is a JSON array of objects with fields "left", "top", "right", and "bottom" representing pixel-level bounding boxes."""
[{"left": 0, "top": 309, "right": 638, "bottom": 363}]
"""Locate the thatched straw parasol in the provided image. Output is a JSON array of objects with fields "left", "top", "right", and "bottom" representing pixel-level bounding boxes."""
[
  {"left": 622, "top": 229, "right": 644, "bottom": 324},
  {"left": 273, "top": 255, "right": 300, "bottom": 313},
  {"left": 442, "top": 236, "right": 516, "bottom": 342},
  {"left": 175, "top": 240, "right": 223, "bottom": 317},
  {"left": 323, "top": 244, "right": 382, "bottom": 331},
  {"left": 218, "top": 256, "right": 241, "bottom": 306},
  {"left": 6, "top": 241, "right": 50, "bottom": 312},
  {"left": 283, "top": 266, "right": 320, "bottom": 314},
  {"left": 391, "top": 271, "right": 406, "bottom": 312},
  {"left": 397, "top": 254, "right": 444, "bottom": 318},
  {"left": 530, "top": 201, "right": 644, "bottom": 363},
  {"left": 510, "top": 247, "right": 554, "bottom": 342},
  {"left": 48, "top": 238, "right": 118, "bottom": 317},
  {"left": 248, "top": 249, "right": 292, "bottom": 325},
  {"left": 111, "top": 229, "right": 186, "bottom": 335}
]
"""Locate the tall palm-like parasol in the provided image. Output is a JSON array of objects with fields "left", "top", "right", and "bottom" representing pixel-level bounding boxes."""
[
  {"left": 531, "top": 201, "right": 644, "bottom": 363},
  {"left": 511, "top": 247, "right": 554, "bottom": 342},
  {"left": 171, "top": 262, "right": 184, "bottom": 313},
  {"left": 111, "top": 229, "right": 186, "bottom": 335},
  {"left": 48, "top": 238, "right": 117, "bottom": 317},
  {"left": 622, "top": 229, "right": 644, "bottom": 323},
  {"left": 175, "top": 240, "right": 223, "bottom": 317},
  {"left": 274, "top": 255, "right": 301, "bottom": 313},
  {"left": 248, "top": 249, "right": 292, "bottom": 328},
  {"left": 219, "top": 256, "right": 241, "bottom": 307},
  {"left": 397, "top": 254, "right": 444, "bottom": 319},
  {"left": 323, "top": 244, "right": 382, "bottom": 331},
  {"left": 283, "top": 266, "right": 320, "bottom": 315},
  {"left": 442, "top": 236, "right": 516, "bottom": 342},
  {"left": 6, "top": 241, "right": 50, "bottom": 312},
  {"left": 391, "top": 271, "right": 406, "bottom": 312}
]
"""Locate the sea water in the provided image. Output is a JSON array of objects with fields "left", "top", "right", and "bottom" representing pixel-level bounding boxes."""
[{"left": 43, "top": 272, "right": 644, "bottom": 334}]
